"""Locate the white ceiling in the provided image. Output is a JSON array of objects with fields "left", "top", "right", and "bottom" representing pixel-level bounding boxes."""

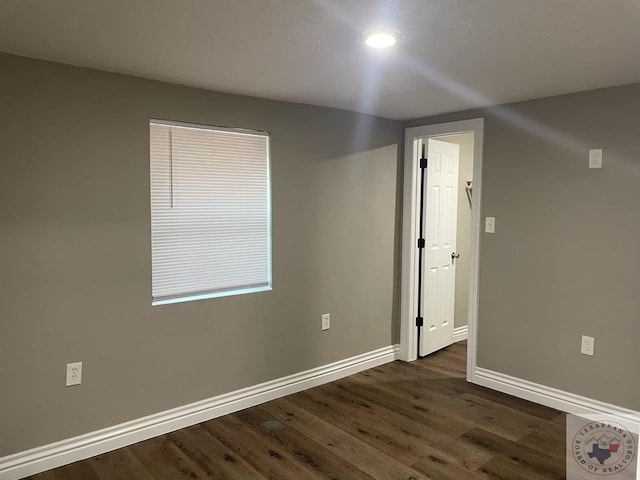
[{"left": 1, "top": 0, "right": 639, "bottom": 120}]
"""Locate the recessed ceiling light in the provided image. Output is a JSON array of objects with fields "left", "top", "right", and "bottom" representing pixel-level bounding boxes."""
[{"left": 364, "top": 30, "right": 399, "bottom": 49}]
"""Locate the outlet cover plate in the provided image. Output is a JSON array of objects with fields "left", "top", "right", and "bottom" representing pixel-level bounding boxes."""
[
  {"left": 589, "top": 149, "right": 603, "bottom": 169},
  {"left": 581, "top": 336, "right": 595, "bottom": 356},
  {"left": 66, "top": 362, "right": 83, "bottom": 386}
]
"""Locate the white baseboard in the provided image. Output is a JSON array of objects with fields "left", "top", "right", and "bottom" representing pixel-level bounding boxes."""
[
  {"left": 0, "top": 344, "right": 400, "bottom": 480},
  {"left": 472, "top": 367, "right": 640, "bottom": 423},
  {"left": 453, "top": 325, "right": 468, "bottom": 342}
]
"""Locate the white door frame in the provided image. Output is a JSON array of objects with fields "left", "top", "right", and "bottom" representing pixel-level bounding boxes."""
[{"left": 399, "top": 118, "right": 484, "bottom": 382}]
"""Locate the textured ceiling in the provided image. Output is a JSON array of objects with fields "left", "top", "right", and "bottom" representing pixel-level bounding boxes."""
[{"left": 1, "top": 0, "right": 639, "bottom": 120}]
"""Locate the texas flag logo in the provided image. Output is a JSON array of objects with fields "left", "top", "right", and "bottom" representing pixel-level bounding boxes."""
[{"left": 586, "top": 433, "right": 622, "bottom": 465}]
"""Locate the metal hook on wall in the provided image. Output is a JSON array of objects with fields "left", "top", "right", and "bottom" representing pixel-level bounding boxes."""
[{"left": 465, "top": 180, "right": 472, "bottom": 205}]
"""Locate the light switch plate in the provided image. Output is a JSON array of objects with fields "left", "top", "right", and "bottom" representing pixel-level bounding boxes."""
[
  {"left": 589, "top": 149, "right": 603, "bottom": 169},
  {"left": 485, "top": 217, "right": 496, "bottom": 233},
  {"left": 321, "top": 313, "right": 330, "bottom": 331}
]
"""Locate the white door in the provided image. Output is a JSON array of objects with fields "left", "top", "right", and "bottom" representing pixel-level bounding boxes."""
[{"left": 419, "top": 138, "right": 460, "bottom": 356}]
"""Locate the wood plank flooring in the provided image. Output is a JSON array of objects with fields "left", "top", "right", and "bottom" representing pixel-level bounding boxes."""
[{"left": 27, "top": 342, "right": 567, "bottom": 479}]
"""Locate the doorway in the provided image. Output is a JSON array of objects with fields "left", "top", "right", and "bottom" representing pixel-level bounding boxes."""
[{"left": 399, "top": 119, "right": 484, "bottom": 382}]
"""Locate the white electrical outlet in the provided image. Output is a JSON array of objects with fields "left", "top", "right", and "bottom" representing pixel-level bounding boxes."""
[
  {"left": 485, "top": 217, "right": 496, "bottom": 233},
  {"left": 321, "top": 313, "right": 330, "bottom": 331},
  {"left": 589, "top": 149, "right": 603, "bottom": 169},
  {"left": 66, "top": 362, "right": 83, "bottom": 386},
  {"left": 581, "top": 336, "right": 595, "bottom": 356}
]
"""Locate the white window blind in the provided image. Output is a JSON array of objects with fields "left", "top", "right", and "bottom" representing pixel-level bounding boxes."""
[{"left": 150, "top": 120, "right": 271, "bottom": 305}]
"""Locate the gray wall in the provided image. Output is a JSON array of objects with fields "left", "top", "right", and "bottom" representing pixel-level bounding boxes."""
[
  {"left": 408, "top": 83, "right": 640, "bottom": 410},
  {"left": 438, "top": 133, "right": 474, "bottom": 329},
  {"left": 0, "top": 53, "right": 403, "bottom": 456}
]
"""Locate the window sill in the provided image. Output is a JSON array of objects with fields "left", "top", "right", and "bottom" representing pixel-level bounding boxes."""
[{"left": 152, "top": 285, "right": 272, "bottom": 306}]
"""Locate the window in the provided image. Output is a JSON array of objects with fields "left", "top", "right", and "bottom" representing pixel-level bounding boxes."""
[{"left": 150, "top": 120, "right": 271, "bottom": 305}]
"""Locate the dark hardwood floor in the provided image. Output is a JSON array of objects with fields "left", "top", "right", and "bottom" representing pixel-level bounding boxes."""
[{"left": 28, "top": 341, "right": 567, "bottom": 479}]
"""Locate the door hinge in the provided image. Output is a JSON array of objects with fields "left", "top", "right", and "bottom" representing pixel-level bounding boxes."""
[
  {"left": 417, "top": 238, "right": 425, "bottom": 249},
  {"left": 415, "top": 317, "right": 424, "bottom": 327},
  {"left": 419, "top": 157, "right": 427, "bottom": 169}
]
